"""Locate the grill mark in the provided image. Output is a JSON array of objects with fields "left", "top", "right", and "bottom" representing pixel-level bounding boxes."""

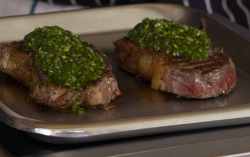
[
  {"left": 120, "top": 37, "right": 231, "bottom": 76},
  {"left": 168, "top": 50, "right": 230, "bottom": 74}
]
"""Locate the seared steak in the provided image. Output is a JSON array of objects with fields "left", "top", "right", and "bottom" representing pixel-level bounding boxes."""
[
  {"left": 0, "top": 41, "right": 121, "bottom": 109},
  {"left": 114, "top": 37, "right": 236, "bottom": 98}
]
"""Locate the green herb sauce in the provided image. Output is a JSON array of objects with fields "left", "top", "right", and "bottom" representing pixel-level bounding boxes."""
[
  {"left": 24, "top": 26, "right": 106, "bottom": 90},
  {"left": 127, "top": 18, "right": 211, "bottom": 61},
  {"left": 71, "top": 95, "right": 85, "bottom": 114}
]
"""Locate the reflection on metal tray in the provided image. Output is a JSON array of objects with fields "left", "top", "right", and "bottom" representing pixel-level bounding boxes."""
[{"left": 0, "top": 3, "right": 250, "bottom": 144}]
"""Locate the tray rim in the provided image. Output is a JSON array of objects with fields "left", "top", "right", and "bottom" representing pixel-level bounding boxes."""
[
  {"left": 1, "top": 99, "right": 250, "bottom": 138},
  {"left": 0, "top": 3, "right": 249, "bottom": 142},
  {"left": 0, "top": 3, "right": 197, "bottom": 43}
]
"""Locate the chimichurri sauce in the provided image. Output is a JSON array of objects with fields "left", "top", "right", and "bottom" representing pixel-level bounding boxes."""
[
  {"left": 24, "top": 26, "right": 106, "bottom": 91},
  {"left": 127, "top": 18, "right": 211, "bottom": 61}
]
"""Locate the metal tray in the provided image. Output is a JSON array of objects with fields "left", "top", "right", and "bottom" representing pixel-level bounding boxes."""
[{"left": 1, "top": 3, "right": 250, "bottom": 144}]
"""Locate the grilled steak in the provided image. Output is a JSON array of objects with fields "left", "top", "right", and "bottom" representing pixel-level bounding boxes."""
[
  {"left": 0, "top": 41, "right": 121, "bottom": 109},
  {"left": 114, "top": 37, "right": 236, "bottom": 98}
]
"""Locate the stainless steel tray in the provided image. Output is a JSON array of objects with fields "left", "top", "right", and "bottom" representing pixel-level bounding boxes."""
[{"left": 1, "top": 3, "right": 250, "bottom": 144}]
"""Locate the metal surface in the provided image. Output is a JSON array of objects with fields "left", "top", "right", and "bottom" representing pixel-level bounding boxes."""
[
  {"left": 0, "top": 3, "right": 250, "bottom": 144},
  {"left": 25, "top": 136, "right": 250, "bottom": 157},
  {"left": 20, "top": 124, "right": 250, "bottom": 157},
  {"left": 0, "top": 145, "right": 12, "bottom": 157}
]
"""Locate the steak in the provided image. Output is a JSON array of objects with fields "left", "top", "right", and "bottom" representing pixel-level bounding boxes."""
[
  {"left": 114, "top": 37, "right": 236, "bottom": 98},
  {"left": 0, "top": 41, "right": 121, "bottom": 109}
]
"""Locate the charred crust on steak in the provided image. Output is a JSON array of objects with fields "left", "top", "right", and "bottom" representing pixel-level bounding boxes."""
[
  {"left": 0, "top": 41, "right": 122, "bottom": 109},
  {"left": 114, "top": 34, "right": 236, "bottom": 99},
  {"left": 167, "top": 46, "right": 231, "bottom": 75}
]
